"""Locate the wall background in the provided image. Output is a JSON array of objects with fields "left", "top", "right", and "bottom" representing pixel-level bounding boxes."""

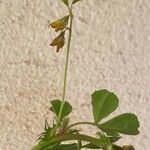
[{"left": 0, "top": 0, "right": 150, "bottom": 149}]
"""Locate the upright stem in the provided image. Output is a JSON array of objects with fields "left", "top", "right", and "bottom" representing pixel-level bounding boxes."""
[{"left": 54, "top": 6, "right": 73, "bottom": 133}]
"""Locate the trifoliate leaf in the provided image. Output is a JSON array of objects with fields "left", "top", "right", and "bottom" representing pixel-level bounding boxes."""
[
  {"left": 92, "top": 89, "right": 119, "bottom": 122},
  {"left": 50, "top": 100, "right": 72, "bottom": 120},
  {"left": 99, "top": 113, "right": 140, "bottom": 135}
]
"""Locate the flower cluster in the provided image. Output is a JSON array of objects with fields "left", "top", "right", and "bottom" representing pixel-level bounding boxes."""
[{"left": 49, "top": 15, "right": 70, "bottom": 52}]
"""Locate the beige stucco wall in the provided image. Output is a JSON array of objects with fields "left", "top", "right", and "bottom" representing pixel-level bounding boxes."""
[{"left": 0, "top": 0, "right": 150, "bottom": 149}]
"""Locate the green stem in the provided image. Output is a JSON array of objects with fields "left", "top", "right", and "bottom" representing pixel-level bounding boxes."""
[
  {"left": 66, "top": 121, "right": 97, "bottom": 130},
  {"left": 59, "top": 8, "right": 73, "bottom": 123},
  {"left": 31, "top": 134, "right": 105, "bottom": 150}
]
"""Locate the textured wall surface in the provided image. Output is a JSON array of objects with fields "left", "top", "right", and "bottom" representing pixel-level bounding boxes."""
[{"left": 0, "top": 0, "right": 150, "bottom": 149}]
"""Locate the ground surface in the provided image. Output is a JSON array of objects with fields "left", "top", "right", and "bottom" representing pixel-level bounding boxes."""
[{"left": 0, "top": 0, "right": 150, "bottom": 149}]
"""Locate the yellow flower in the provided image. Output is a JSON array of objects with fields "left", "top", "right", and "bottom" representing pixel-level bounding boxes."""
[
  {"left": 50, "top": 31, "right": 65, "bottom": 52},
  {"left": 49, "top": 15, "right": 69, "bottom": 32}
]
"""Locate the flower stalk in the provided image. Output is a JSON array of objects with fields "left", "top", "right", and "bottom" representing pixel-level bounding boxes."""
[
  {"left": 51, "top": 5, "right": 73, "bottom": 135},
  {"left": 58, "top": 6, "right": 73, "bottom": 125}
]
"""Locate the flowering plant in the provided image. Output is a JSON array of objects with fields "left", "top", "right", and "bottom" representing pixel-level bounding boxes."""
[{"left": 31, "top": 1, "right": 140, "bottom": 150}]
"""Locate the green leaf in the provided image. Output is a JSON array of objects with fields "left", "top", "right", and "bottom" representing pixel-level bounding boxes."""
[
  {"left": 50, "top": 100, "right": 72, "bottom": 120},
  {"left": 99, "top": 113, "right": 140, "bottom": 135},
  {"left": 72, "top": 0, "right": 81, "bottom": 4},
  {"left": 61, "top": 0, "right": 69, "bottom": 6},
  {"left": 51, "top": 143, "right": 78, "bottom": 150},
  {"left": 92, "top": 89, "right": 119, "bottom": 122}
]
